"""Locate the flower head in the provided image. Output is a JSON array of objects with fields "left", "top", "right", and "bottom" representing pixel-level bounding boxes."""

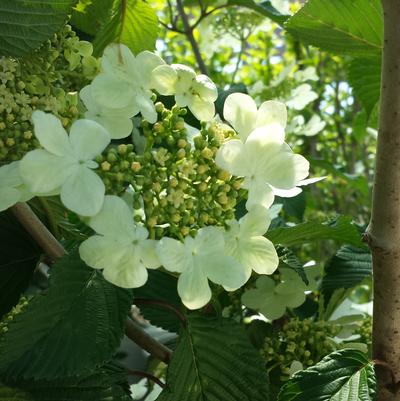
[
  {"left": 157, "top": 226, "right": 247, "bottom": 309},
  {"left": 79, "top": 195, "right": 160, "bottom": 288},
  {"left": 286, "top": 84, "right": 318, "bottom": 110},
  {"left": 20, "top": 110, "right": 110, "bottom": 216},
  {"left": 151, "top": 64, "right": 218, "bottom": 121}
]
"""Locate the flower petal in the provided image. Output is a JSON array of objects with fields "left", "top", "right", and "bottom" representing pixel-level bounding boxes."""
[
  {"left": 0, "top": 161, "right": 23, "bottom": 187},
  {"left": 223, "top": 93, "right": 257, "bottom": 141},
  {"left": 87, "top": 113, "right": 134, "bottom": 140},
  {"left": 157, "top": 237, "right": 187, "bottom": 273},
  {"left": 187, "top": 95, "right": 215, "bottom": 121},
  {"left": 69, "top": 119, "right": 110, "bottom": 161},
  {"left": 0, "top": 187, "right": 20, "bottom": 211},
  {"left": 240, "top": 205, "right": 271, "bottom": 236},
  {"left": 151, "top": 65, "right": 178, "bottom": 95},
  {"left": 256, "top": 100, "right": 287, "bottom": 129},
  {"left": 173, "top": 64, "right": 196, "bottom": 92},
  {"left": 193, "top": 75, "right": 218, "bottom": 101},
  {"left": 60, "top": 165, "right": 105, "bottom": 216},
  {"left": 136, "top": 93, "right": 157, "bottom": 123},
  {"left": 31, "top": 111, "right": 72, "bottom": 156},
  {"left": 136, "top": 50, "right": 165, "bottom": 82},
  {"left": 20, "top": 149, "right": 76, "bottom": 194},
  {"left": 244, "top": 178, "right": 274, "bottom": 209},
  {"left": 140, "top": 239, "right": 161, "bottom": 269},
  {"left": 177, "top": 267, "right": 211, "bottom": 310},
  {"left": 215, "top": 139, "right": 244, "bottom": 176},
  {"left": 101, "top": 43, "right": 136, "bottom": 81}
]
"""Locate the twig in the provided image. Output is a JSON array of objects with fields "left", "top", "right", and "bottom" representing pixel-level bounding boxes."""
[
  {"left": 125, "top": 318, "right": 172, "bottom": 364},
  {"left": 10, "top": 202, "right": 173, "bottom": 364},
  {"left": 126, "top": 368, "right": 166, "bottom": 388}
]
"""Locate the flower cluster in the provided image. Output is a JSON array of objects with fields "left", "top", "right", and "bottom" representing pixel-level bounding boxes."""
[{"left": 1, "top": 42, "right": 311, "bottom": 310}]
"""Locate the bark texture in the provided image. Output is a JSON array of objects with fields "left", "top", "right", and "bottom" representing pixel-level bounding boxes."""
[{"left": 368, "top": 1, "right": 400, "bottom": 399}]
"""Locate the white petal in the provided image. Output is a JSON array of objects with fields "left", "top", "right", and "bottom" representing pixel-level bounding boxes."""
[
  {"left": 256, "top": 100, "right": 287, "bottom": 129},
  {"left": 69, "top": 119, "right": 110, "bottom": 160},
  {"left": 0, "top": 161, "right": 23, "bottom": 187},
  {"left": 157, "top": 237, "right": 187, "bottom": 273},
  {"left": 244, "top": 179, "right": 274, "bottom": 209},
  {"left": 31, "top": 111, "right": 72, "bottom": 156},
  {"left": 195, "top": 226, "right": 225, "bottom": 257},
  {"left": 89, "top": 195, "right": 134, "bottom": 237},
  {"left": 223, "top": 93, "right": 257, "bottom": 141},
  {"left": 173, "top": 64, "right": 196, "bottom": 92},
  {"left": 177, "top": 267, "right": 211, "bottom": 310},
  {"left": 215, "top": 139, "right": 244, "bottom": 176},
  {"left": 187, "top": 95, "right": 215, "bottom": 121},
  {"left": 136, "top": 93, "right": 157, "bottom": 123},
  {"left": 239, "top": 205, "right": 271, "bottom": 236},
  {"left": 91, "top": 73, "right": 136, "bottom": 109},
  {"left": 272, "top": 186, "right": 302, "bottom": 198},
  {"left": 140, "top": 239, "right": 161, "bottom": 269},
  {"left": 87, "top": 113, "right": 134, "bottom": 140},
  {"left": 0, "top": 187, "right": 20, "bottom": 211},
  {"left": 193, "top": 75, "right": 218, "bottom": 101},
  {"left": 101, "top": 43, "right": 136, "bottom": 80},
  {"left": 136, "top": 51, "right": 165, "bottom": 83},
  {"left": 79, "top": 85, "right": 97, "bottom": 112},
  {"left": 150, "top": 65, "right": 178, "bottom": 95},
  {"left": 60, "top": 166, "right": 105, "bottom": 216},
  {"left": 20, "top": 149, "right": 76, "bottom": 194}
]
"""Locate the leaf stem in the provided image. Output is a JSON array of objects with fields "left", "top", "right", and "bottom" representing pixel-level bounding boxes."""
[{"left": 126, "top": 368, "right": 166, "bottom": 388}]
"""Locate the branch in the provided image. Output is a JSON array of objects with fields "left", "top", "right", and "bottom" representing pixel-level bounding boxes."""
[
  {"left": 10, "top": 202, "right": 173, "bottom": 364},
  {"left": 126, "top": 368, "right": 166, "bottom": 388},
  {"left": 176, "top": 0, "right": 208, "bottom": 74}
]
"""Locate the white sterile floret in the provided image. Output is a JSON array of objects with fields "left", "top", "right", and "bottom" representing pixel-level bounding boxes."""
[
  {"left": 79, "top": 195, "right": 160, "bottom": 288},
  {"left": 286, "top": 84, "right": 318, "bottom": 110},
  {"left": 91, "top": 44, "right": 165, "bottom": 123},
  {"left": 223, "top": 92, "right": 287, "bottom": 142},
  {"left": 157, "top": 226, "right": 247, "bottom": 310},
  {"left": 224, "top": 205, "right": 279, "bottom": 283},
  {"left": 151, "top": 64, "right": 218, "bottom": 121},
  {"left": 0, "top": 161, "right": 32, "bottom": 211},
  {"left": 216, "top": 125, "right": 309, "bottom": 210},
  {"left": 20, "top": 110, "right": 110, "bottom": 216},
  {"left": 294, "top": 66, "right": 319, "bottom": 82},
  {"left": 80, "top": 84, "right": 137, "bottom": 139}
]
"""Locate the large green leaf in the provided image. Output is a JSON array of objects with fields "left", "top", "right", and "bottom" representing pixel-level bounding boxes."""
[
  {"left": 267, "top": 216, "right": 364, "bottom": 248},
  {"left": 228, "top": 0, "right": 289, "bottom": 25},
  {"left": 321, "top": 246, "right": 372, "bottom": 302},
  {"left": 93, "top": 0, "right": 158, "bottom": 56},
  {"left": 0, "top": 383, "right": 32, "bottom": 401},
  {"left": 0, "top": 211, "right": 41, "bottom": 319},
  {"left": 0, "top": 251, "right": 132, "bottom": 380},
  {"left": 347, "top": 56, "right": 381, "bottom": 116},
  {"left": 0, "top": 0, "right": 75, "bottom": 57},
  {"left": 133, "top": 270, "right": 182, "bottom": 333},
  {"left": 157, "top": 313, "right": 270, "bottom": 401},
  {"left": 285, "top": 0, "right": 383, "bottom": 56},
  {"left": 278, "top": 349, "right": 376, "bottom": 401}
]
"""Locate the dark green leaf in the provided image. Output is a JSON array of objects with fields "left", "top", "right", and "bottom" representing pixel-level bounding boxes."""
[
  {"left": 267, "top": 216, "right": 364, "bottom": 248},
  {"left": 0, "top": 211, "right": 41, "bottom": 319},
  {"left": 0, "top": 0, "right": 75, "bottom": 57},
  {"left": 93, "top": 0, "right": 158, "bottom": 56},
  {"left": 157, "top": 313, "right": 270, "bottom": 401},
  {"left": 0, "top": 383, "right": 32, "bottom": 401},
  {"left": 285, "top": 0, "right": 383, "bottom": 56},
  {"left": 321, "top": 246, "right": 372, "bottom": 303},
  {"left": 278, "top": 349, "right": 376, "bottom": 401},
  {"left": 228, "top": 0, "right": 289, "bottom": 25},
  {"left": 0, "top": 251, "right": 132, "bottom": 380},
  {"left": 348, "top": 56, "right": 381, "bottom": 116},
  {"left": 277, "top": 247, "right": 309, "bottom": 285}
]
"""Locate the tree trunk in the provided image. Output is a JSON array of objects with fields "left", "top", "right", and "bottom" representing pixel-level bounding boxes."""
[{"left": 368, "top": 1, "right": 400, "bottom": 399}]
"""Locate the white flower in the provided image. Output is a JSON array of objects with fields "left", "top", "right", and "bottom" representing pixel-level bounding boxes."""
[
  {"left": 20, "top": 110, "right": 110, "bottom": 216},
  {"left": 294, "top": 66, "right": 319, "bottom": 82},
  {"left": 157, "top": 226, "right": 247, "bottom": 310},
  {"left": 79, "top": 195, "right": 160, "bottom": 288},
  {"left": 80, "top": 84, "right": 137, "bottom": 139},
  {"left": 286, "top": 84, "right": 318, "bottom": 110},
  {"left": 270, "top": 0, "right": 290, "bottom": 14},
  {"left": 241, "top": 269, "right": 307, "bottom": 321},
  {"left": 0, "top": 161, "right": 32, "bottom": 211},
  {"left": 223, "top": 92, "right": 287, "bottom": 141},
  {"left": 302, "top": 115, "right": 326, "bottom": 136},
  {"left": 151, "top": 64, "right": 218, "bottom": 121},
  {"left": 216, "top": 126, "right": 309, "bottom": 209},
  {"left": 225, "top": 205, "right": 279, "bottom": 283},
  {"left": 91, "top": 44, "right": 165, "bottom": 123}
]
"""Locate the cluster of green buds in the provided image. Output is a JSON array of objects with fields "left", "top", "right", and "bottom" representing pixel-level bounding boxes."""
[
  {"left": 355, "top": 315, "right": 372, "bottom": 348},
  {"left": 0, "top": 297, "right": 29, "bottom": 337},
  {"left": 261, "top": 318, "right": 341, "bottom": 381},
  {"left": 95, "top": 102, "right": 244, "bottom": 239},
  {"left": 0, "top": 25, "right": 99, "bottom": 164}
]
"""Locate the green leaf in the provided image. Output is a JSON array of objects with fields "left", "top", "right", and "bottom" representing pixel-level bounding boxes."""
[
  {"left": 0, "top": 383, "right": 32, "bottom": 401},
  {"left": 321, "top": 246, "right": 372, "bottom": 302},
  {"left": 0, "top": 0, "right": 75, "bottom": 57},
  {"left": 0, "top": 211, "right": 41, "bottom": 319},
  {"left": 278, "top": 349, "right": 376, "bottom": 401},
  {"left": 0, "top": 251, "right": 132, "bottom": 380},
  {"left": 157, "top": 313, "right": 270, "bottom": 401},
  {"left": 228, "top": 0, "right": 289, "bottom": 25},
  {"left": 15, "top": 364, "right": 132, "bottom": 401},
  {"left": 277, "top": 247, "right": 309, "bottom": 285},
  {"left": 267, "top": 216, "right": 364, "bottom": 248},
  {"left": 133, "top": 270, "right": 182, "bottom": 333},
  {"left": 93, "top": 0, "right": 159, "bottom": 56},
  {"left": 285, "top": 0, "right": 383, "bottom": 56},
  {"left": 348, "top": 56, "right": 381, "bottom": 116}
]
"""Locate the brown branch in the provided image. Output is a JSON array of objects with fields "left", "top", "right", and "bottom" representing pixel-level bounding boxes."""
[
  {"left": 126, "top": 368, "right": 166, "bottom": 388},
  {"left": 10, "top": 202, "right": 173, "bottom": 364}
]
